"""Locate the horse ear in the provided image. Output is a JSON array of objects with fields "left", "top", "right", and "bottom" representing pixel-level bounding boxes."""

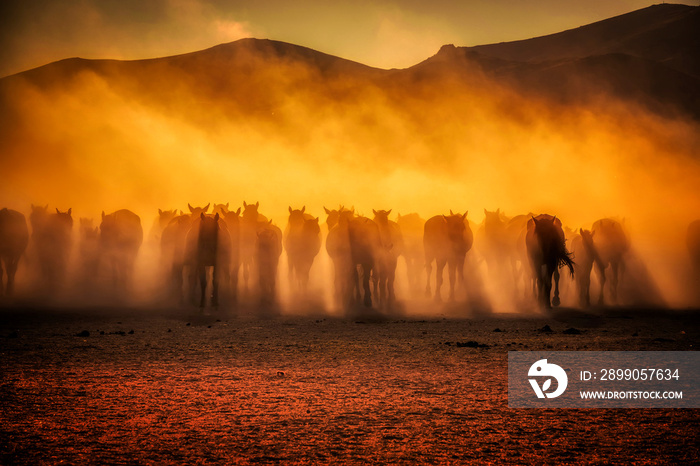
[
  {"left": 236, "top": 207, "right": 241, "bottom": 215},
  {"left": 215, "top": 213, "right": 220, "bottom": 221},
  {"left": 372, "top": 209, "right": 377, "bottom": 215},
  {"left": 158, "top": 208, "right": 163, "bottom": 215},
  {"left": 462, "top": 211, "right": 468, "bottom": 220},
  {"left": 301, "top": 206, "right": 305, "bottom": 213},
  {"left": 496, "top": 208, "right": 500, "bottom": 215},
  {"left": 255, "top": 201, "right": 259, "bottom": 208},
  {"left": 483, "top": 208, "right": 487, "bottom": 215},
  {"left": 289, "top": 206, "right": 293, "bottom": 213},
  {"left": 101, "top": 211, "right": 105, "bottom": 220},
  {"left": 200, "top": 212, "right": 205, "bottom": 220},
  {"left": 188, "top": 203, "right": 194, "bottom": 212},
  {"left": 203, "top": 203, "right": 210, "bottom": 212},
  {"left": 56, "top": 208, "right": 60, "bottom": 214},
  {"left": 67, "top": 208, "right": 72, "bottom": 216},
  {"left": 450, "top": 209, "right": 454, "bottom": 215},
  {"left": 579, "top": 228, "right": 583, "bottom": 235},
  {"left": 324, "top": 207, "right": 331, "bottom": 214},
  {"left": 551, "top": 216, "right": 557, "bottom": 224},
  {"left": 268, "top": 219, "right": 273, "bottom": 225},
  {"left": 243, "top": 201, "right": 248, "bottom": 207},
  {"left": 387, "top": 209, "right": 392, "bottom": 216},
  {"left": 442, "top": 215, "right": 448, "bottom": 222},
  {"left": 225, "top": 202, "right": 229, "bottom": 208}
]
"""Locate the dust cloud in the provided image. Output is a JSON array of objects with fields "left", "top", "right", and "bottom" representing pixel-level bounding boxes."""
[{"left": 1, "top": 46, "right": 699, "bottom": 313}]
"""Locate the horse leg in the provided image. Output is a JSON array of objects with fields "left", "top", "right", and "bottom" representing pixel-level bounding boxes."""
[
  {"left": 543, "top": 268, "right": 553, "bottom": 308},
  {"left": 362, "top": 265, "right": 373, "bottom": 308},
  {"left": 435, "top": 259, "right": 446, "bottom": 302},
  {"left": 596, "top": 263, "right": 607, "bottom": 306},
  {"left": 388, "top": 258, "right": 397, "bottom": 307},
  {"left": 199, "top": 266, "right": 207, "bottom": 308},
  {"left": 447, "top": 260, "right": 457, "bottom": 302},
  {"left": 552, "top": 268, "right": 561, "bottom": 307},
  {"left": 425, "top": 260, "right": 433, "bottom": 298},
  {"left": 610, "top": 261, "right": 619, "bottom": 304},
  {"left": 212, "top": 266, "right": 219, "bottom": 308}
]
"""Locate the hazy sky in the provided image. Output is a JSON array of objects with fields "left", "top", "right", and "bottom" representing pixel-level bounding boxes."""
[{"left": 0, "top": 1, "right": 691, "bottom": 77}]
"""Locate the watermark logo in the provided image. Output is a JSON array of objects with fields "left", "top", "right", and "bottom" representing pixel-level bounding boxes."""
[{"left": 528, "top": 359, "right": 568, "bottom": 399}]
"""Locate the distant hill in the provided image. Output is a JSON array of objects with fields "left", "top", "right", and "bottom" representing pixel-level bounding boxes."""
[{"left": 2, "top": 4, "right": 699, "bottom": 126}]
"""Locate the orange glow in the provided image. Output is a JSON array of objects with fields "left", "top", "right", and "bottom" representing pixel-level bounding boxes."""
[{"left": 1, "top": 45, "right": 699, "bottom": 309}]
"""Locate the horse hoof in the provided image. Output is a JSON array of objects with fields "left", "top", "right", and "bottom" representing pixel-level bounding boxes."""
[{"left": 552, "top": 297, "right": 561, "bottom": 307}]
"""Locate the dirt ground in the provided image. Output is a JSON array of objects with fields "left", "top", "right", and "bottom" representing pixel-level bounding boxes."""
[{"left": 1, "top": 303, "right": 699, "bottom": 464}]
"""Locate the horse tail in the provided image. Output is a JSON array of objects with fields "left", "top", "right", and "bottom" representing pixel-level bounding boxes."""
[{"left": 558, "top": 251, "right": 575, "bottom": 278}]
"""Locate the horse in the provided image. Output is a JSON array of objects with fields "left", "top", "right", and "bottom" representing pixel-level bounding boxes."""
[
  {"left": 423, "top": 211, "right": 472, "bottom": 302},
  {"left": 160, "top": 204, "right": 209, "bottom": 303},
  {"left": 480, "top": 208, "right": 509, "bottom": 277},
  {"left": 31, "top": 207, "right": 73, "bottom": 291},
  {"left": 221, "top": 207, "right": 241, "bottom": 303},
  {"left": 100, "top": 209, "right": 143, "bottom": 292},
  {"left": 590, "top": 218, "right": 629, "bottom": 305},
  {"left": 372, "top": 209, "right": 404, "bottom": 308},
  {"left": 257, "top": 220, "right": 283, "bottom": 304},
  {"left": 185, "top": 212, "right": 231, "bottom": 308},
  {"left": 0, "top": 208, "right": 29, "bottom": 296},
  {"left": 525, "top": 214, "right": 574, "bottom": 308},
  {"left": 326, "top": 209, "right": 380, "bottom": 308},
  {"left": 240, "top": 201, "right": 269, "bottom": 293},
  {"left": 147, "top": 208, "right": 178, "bottom": 244},
  {"left": 396, "top": 213, "right": 424, "bottom": 297},
  {"left": 570, "top": 228, "right": 595, "bottom": 308},
  {"left": 323, "top": 205, "right": 353, "bottom": 235},
  {"left": 284, "top": 206, "right": 321, "bottom": 294},
  {"left": 78, "top": 218, "right": 100, "bottom": 286}
]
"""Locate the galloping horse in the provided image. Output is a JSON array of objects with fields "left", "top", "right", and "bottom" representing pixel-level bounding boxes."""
[
  {"left": 100, "top": 209, "right": 143, "bottom": 291},
  {"left": 0, "top": 208, "right": 29, "bottom": 296},
  {"left": 424, "top": 211, "right": 472, "bottom": 302},
  {"left": 525, "top": 214, "right": 574, "bottom": 308}
]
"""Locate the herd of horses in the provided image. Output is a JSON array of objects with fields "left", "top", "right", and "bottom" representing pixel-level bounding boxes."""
[{"left": 2, "top": 203, "right": 700, "bottom": 311}]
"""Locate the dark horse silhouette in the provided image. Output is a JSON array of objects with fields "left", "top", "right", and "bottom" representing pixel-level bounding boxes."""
[
  {"left": 423, "top": 211, "right": 472, "bottom": 302},
  {"left": 326, "top": 209, "right": 380, "bottom": 308},
  {"left": 240, "top": 201, "right": 269, "bottom": 293},
  {"left": 284, "top": 206, "right": 321, "bottom": 294},
  {"left": 186, "top": 212, "right": 231, "bottom": 308},
  {"left": 525, "top": 214, "right": 574, "bottom": 308},
  {"left": 372, "top": 209, "right": 404, "bottom": 308},
  {"left": 257, "top": 220, "right": 283, "bottom": 305},
  {"left": 31, "top": 206, "right": 73, "bottom": 291},
  {"left": 160, "top": 204, "right": 209, "bottom": 304},
  {"left": 590, "top": 218, "right": 630, "bottom": 305},
  {"left": 0, "top": 208, "right": 29, "bottom": 296},
  {"left": 396, "top": 213, "right": 424, "bottom": 297},
  {"left": 570, "top": 228, "right": 595, "bottom": 307},
  {"left": 100, "top": 209, "right": 143, "bottom": 291}
]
